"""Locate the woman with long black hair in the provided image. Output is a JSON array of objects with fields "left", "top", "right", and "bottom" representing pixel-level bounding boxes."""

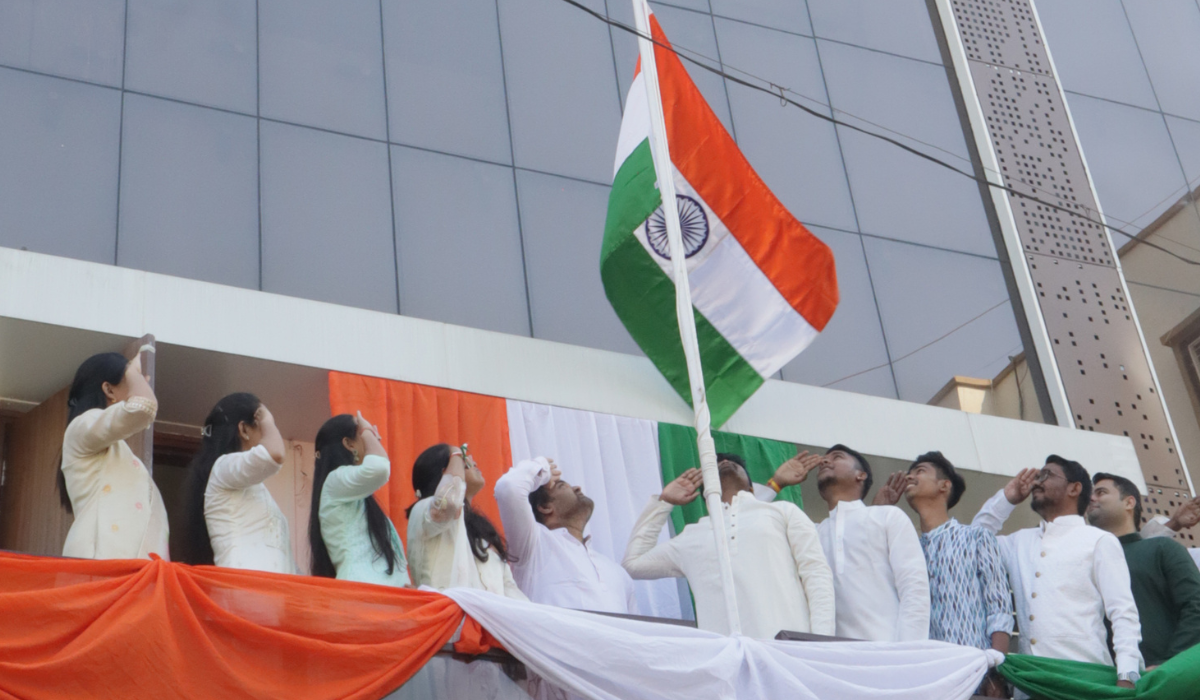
[
  {"left": 406, "top": 443, "right": 525, "bottom": 598},
  {"left": 309, "top": 412, "right": 410, "bottom": 586},
  {"left": 179, "top": 393, "right": 294, "bottom": 573},
  {"left": 60, "top": 351, "right": 168, "bottom": 559}
]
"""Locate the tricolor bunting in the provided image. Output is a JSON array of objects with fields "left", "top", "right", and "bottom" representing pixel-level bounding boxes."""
[{"left": 600, "top": 12, "right": 839, "bottom": 426}]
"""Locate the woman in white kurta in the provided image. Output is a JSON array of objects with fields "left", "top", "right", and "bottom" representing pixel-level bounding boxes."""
[
  {"left": 60, "top": 352, "right": 169, "bottom": 560},
  {"left": 406, "top": 444, "right": 525, "bottom": 599},
  {"left": 310, "top": 412, "right": 410, "bottom": 587},
  {"left": 179, "top": 393, "right": 295, "bottom": 574}
]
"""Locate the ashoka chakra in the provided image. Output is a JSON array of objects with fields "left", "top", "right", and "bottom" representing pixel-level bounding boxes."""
[{"left": 646, "top": 195, "right": 709, "bottom": 260}]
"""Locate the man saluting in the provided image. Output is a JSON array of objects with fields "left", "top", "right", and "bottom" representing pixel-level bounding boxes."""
[{"left": 622, "top": 453, "right": 834, "bottom": 639}]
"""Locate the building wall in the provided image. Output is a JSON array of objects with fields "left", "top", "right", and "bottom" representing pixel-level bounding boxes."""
[
  {"left": 1035, "top": 0, "right": 1200, "bottom": 242},
  {"left": 1119, "top": 195, "right": 1200, "bottom": 499},
  {"left": 0, "top": 0, "right": 1026, "bottom": 407}
]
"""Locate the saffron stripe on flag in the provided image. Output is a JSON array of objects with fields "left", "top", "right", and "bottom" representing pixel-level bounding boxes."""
[{"left": 650, "top": 16, "right": 838, "bottom": 331}]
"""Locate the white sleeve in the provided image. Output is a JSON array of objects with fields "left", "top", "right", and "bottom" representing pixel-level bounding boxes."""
[
  {"left": 65, "top": 397, "right": 158, "bottom": 458},
  {"left": 322, "top": 454, "right": 391, "bottom": 504},
  {"left": 1094, "top": 533, "right": 1144, "bottom": 675},
  {"left": 784, "top": 504, "right": 836, "bottom": 636},
  {"left": 494, "top": 458, "right": 552, "bottom": 565},
  {"left": 622, "top": 498, "right": 685, "bottom": 580},
  {"left": 208, "top": 444, "right": 282, "bottom": 491},
  {"left": 412, "top": 474, "right": 467, "bottom": 540},
  {"left": 885, "top": 507, "right": 931, "bottom": 641},
  {"left": 1140, "top": 517, "right": 1174, "bottom": 540},
  {"left": 752, "top": 482, "right": 778, "bottom": 503},
  {"left": 972, "top": 488, "right": 1017, "bottom": 534}
]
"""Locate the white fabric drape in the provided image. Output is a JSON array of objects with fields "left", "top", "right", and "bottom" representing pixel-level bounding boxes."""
[
  {"left": 505, "top": 400, "right": 680, "bottom": 618},
  {"left": 446, "top": 588, "right": 997, "bottom": 700}
]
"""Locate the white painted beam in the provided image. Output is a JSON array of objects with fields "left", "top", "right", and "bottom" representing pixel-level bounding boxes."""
[{"left": 0, "top": 247, "right": 1145, "bottom": 489}]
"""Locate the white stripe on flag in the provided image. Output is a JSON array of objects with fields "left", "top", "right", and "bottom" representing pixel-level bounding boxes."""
[
  {"left": 614, "top": 72, "right": 651, "bottom": 175},
  {"left": 633, "top": 170, "right": 820, "bottom": 378}
]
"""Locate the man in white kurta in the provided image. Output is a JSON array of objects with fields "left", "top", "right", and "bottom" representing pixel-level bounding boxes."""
[
  {"left": 973, "top": 456, "right": 1143, "bottom": 690},
  {"left": 495, "top": 457, "right": 637, "bottom": 614},
  {"left": 767, "top": 444, "right": 930, "bottom": 641},
  {"left": 622, "top": 455, "right": 834, "bottom": 639}
]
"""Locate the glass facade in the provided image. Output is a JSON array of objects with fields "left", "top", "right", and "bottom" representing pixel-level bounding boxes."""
[
  {"left": 12, "top": 0, "right": 1189, "bottom": 407},
  {"left": 1036, "top": 0, "right": 1200, "bottom": 237}
]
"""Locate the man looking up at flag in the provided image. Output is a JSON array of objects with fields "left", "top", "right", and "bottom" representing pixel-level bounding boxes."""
[
  {"left": 495, "top": 457, "right": 637, "bottom": 615},
  {"left": 764, "top": 445, "right": 930, "bottom": 641},
  {"left": 622, "top": 453, "right": 834, "bottom": 639},
  {"left": 972, "top": 457, "right": 1143, "bottom": 691},
  {"left": 875, "top": 451, "right": 1012, "bottom": 697},
  {"left": 1086, "top": 473, "right": 1200, "bottom": 668}
]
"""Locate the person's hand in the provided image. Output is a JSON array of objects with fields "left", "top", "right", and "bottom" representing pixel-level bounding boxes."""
[
  {"left": 1145, "top": 665, "right": 1160, "bottom": 672},
  {"left": 872, "top": 471, "right": 907, "bottom": 506},
  {"left": 546, "top": 459, "right": 562, "bottom": 488},
  {"left": 1116, "top": 680, "right": 1135, "bottom": 689},
  {"left": 1004, "top": 468, "right": 1038, "bottom": 504},
  {"left": 254, "top": 404, "right": 276, "bottom": 427},
  {"left": 773, "top": 449, "right": 823, "bottom": 488},
  {"left": 1166, "top": 496, "right": 1200, "bottom": 531},
  {"left": 355, "top": 411, "right": 380, "bottom": 440},
  {"left": 660, "top": 468, "right": 703, "bottom": 506}
]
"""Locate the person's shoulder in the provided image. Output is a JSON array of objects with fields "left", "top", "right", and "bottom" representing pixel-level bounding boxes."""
[
  {"left": 869, "top": 504, "right": 910, "bottom": 523},
  {"left": 64, "top": 407, "right": 104, "bottom": 436},
  {"left": 1084, "top": 525, "right": 1124, "bottom": 549}
]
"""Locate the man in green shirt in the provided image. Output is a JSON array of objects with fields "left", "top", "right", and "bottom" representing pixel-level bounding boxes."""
[{"left": 1087, "top": 472, "right": 1200, "bottom": 667}]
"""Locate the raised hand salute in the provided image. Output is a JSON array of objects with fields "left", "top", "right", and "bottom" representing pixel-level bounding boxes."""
[
  {"left": 871, "top": 471, "right": 908, "bottom": 507},
  {"left": 769, "top": 448, "right": 824, "bottom": 490},
  {"left": 660, "top": 468, "right": 704, "bottom": 506},
  {"left": 1003, "top": 467, "right": 1038, "bottom": 505}
]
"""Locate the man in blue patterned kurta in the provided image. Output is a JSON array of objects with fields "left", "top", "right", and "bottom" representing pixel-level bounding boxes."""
[{"left": 875, "top": 451, "right": 1013, "bottom": 697}]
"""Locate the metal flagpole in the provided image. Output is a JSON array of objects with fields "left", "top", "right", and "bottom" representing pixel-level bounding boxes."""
[{"left": 631, "top": 0, "right": 742, "bottom": 636}]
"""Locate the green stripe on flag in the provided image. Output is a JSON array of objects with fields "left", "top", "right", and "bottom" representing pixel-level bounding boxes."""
[
  {"left": 998, "top": 643, "right": 1200, "bottom": 699},
  {"left": 601, "top": 140, "right": 763, "bottom": 427},
  {"left": 657, "top": 422, "right": 803, "bottom": 536}
]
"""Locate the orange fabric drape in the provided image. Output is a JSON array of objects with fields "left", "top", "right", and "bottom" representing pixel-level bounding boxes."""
[
  {"left": 327, "top": 372, "right": 512, "bottom": 546},
  {"left": 0, "top": 551, "right": 471, "bottom": 700}
]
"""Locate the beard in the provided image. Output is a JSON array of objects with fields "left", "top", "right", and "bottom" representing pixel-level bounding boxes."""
[
  {"left": 1086, "top": 506, "right": 1119, "bottom": 529},
  {"left": 1030, "top": 489, "right": 1048, "bottom": 516},
  {"left": 567, "top": 493, "right": 595, "bottom": 521}
]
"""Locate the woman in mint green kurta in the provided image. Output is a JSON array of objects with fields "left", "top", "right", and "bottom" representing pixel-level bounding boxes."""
[{"left": 308, "top": 412, "right": 410, "bottom": 587}]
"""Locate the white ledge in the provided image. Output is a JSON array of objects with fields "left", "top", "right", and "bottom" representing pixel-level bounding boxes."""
[{"left": 0, "top": 246, "right": 1144, "bottom": 489}]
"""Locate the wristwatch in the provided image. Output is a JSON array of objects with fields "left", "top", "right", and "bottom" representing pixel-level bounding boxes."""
[{"left": 1117, "top": 671, "right": 1140, "bottom": 684}]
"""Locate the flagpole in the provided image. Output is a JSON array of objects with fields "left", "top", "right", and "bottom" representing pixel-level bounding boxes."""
[{"left": 631, "top": 0, "right": 742, "bottom": 636}]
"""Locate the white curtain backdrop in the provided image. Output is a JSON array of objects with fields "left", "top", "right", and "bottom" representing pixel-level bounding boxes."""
[
  {"left": 447, "top": 588, "right": 996, "bottom": 700},
  {"left": 505, "top": 400, "right": 681, "bottom": 619}
]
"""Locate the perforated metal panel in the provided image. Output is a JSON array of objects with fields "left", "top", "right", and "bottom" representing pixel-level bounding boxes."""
[{"left": 933, "top": 0, "right": 1194, "bottom": 541}]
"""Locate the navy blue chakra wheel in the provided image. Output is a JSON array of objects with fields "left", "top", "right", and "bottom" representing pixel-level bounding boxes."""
[{"left": 646, "top": 195, "right": 710, "bottom": 260}]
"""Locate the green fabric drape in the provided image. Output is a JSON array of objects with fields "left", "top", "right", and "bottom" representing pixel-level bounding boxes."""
[
  {"left": 998, "top": 643, "right": 1200, "bottom": 700},
  {"left": 656, "top": 422, "right": 802, "bottom": 536}
]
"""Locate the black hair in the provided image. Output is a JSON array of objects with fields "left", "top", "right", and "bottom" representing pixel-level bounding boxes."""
[
  {"left": 827, "top": 444, "right": 873, "bottom": 499},
  {"left": 308, "top": 414, "right": 403, "bottom": 578},
  {"left": 1046, "top": 454, "right": 1091, "bottom": 516},
  {"left": 1093, "top": 472, "right": 1143, "bottom": 526},
  {"left": 178, "top": 393, "right": 262, "bottom": 565},
  {"left": 58, "top": 352, "right": 131, "bottom": 514},
  {"left": 909, "top": 451, "right": 967, "bottom": 509},
  {"left": 717, "top": 452, "right": 750, "bottom": 483},
  {"left": 407, "top": 443, "right": 513, "bottom": 564},
  {"left": 529, "top": 480, "right": 553, "bottom": 525}
]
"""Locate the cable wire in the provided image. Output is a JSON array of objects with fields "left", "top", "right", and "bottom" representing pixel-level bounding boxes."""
[{"left": 562, "top": 0, "right": 1200, "bottom": 266}]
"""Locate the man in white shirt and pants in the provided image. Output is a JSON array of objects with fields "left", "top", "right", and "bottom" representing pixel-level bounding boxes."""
[
  {"left": 973, "top": 455, "right": 1143, "bottom": 691},
  {"left": 768, "top": 444, "right": 930, "bottom": 641},
  {"left": 495, "top": 457, "right": 638, "bottom": 614},
  {"left": 622, "top": 453, "right": 834, "bottom": 639}
]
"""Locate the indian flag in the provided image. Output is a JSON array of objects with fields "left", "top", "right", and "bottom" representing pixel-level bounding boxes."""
[{"left": 601, "top": 12, "right": 839, "bottom": 427}]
